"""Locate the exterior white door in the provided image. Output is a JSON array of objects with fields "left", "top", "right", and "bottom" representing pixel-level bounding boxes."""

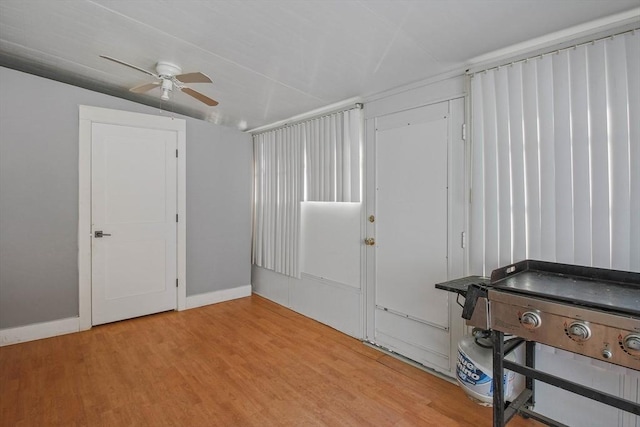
[
  {"left": 366, "top": 99, "right": 465, "bottom": 375},
  {"left": 91, "top": 123, "right": 177, "bottom": 325}
]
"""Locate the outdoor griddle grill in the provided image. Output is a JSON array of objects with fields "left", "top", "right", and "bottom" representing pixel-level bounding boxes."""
[{"left": 436, "top": 260, "right": 640, "bottom": 427}]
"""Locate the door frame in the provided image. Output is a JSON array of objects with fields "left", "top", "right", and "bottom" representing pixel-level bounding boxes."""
[{"left": 78, "top": 105, "right": 186, "bottom": 331}]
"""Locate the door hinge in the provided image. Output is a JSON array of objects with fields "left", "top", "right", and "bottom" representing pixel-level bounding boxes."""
[
  {"left": 462, "top": 123, "right": 467, "bottom": 141},
  {"left": 176, "top": 214, "right": 178, "bottom": 222},
  {"left": 461, "top": 231, "right": 466, "bottom": 249},
  {"left": 176, "top": 278, "right": 179, "bottom": 288},
  {"left": 176, "top": 149, "right": 178, "bottom": 158}
]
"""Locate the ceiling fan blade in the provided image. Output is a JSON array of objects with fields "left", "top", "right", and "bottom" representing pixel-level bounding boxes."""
[
  {"left": 181, "top": 87, "right": 219, "bottom": 106},
  {"left": 175, "top": 72, "right": 212, "bottom": 84},
  {"left": 100, "top": 55, "right": 158, "bottom": 78},
  {"left": 130, "top": 81, "right": 161, "bottom": 93}
]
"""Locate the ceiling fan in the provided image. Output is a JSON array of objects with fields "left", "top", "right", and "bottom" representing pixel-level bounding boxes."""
[{"left": 100, "top": 55, "right": 218, "bottom": 106}]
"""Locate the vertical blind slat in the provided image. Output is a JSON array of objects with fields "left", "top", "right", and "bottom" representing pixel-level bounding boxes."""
[
  {"left": 336, "top": 115, "right": 341, "bottom": 200},
  {"left": 522, "top": 59, "right": 542, "bottom": 261},
  {"left": 607, "top": 35, "right": 631, "bottom": 271},
  {"left": 332, "top": 116, "right": 337, "bottom": 199},
  {"left": 482, "top": 72, "right": 500, "bottom": 270},
  {"left": 627, "top": 33, "right": 640, "bottom": 272},
  {"left": 508, "top": 64, "right": 527, "bottom": 262},
  {"left": 470, "top": 74, "right": 486, "bottom": 275},
  {"left": 537, "top": 55, "right": 557, "bottom": 262},
  {"left": 496, "top": 67, "right": 513, "bottom": 266},
  {"left": 263, "top": 135, "right": 270, "bottom": 268},
  {"left": 252, "top": 139, "right": 260, "bottom": 265},
  {"left": 347, "top": 109, "right": 361, "bottom": 201},
  {"left": 552, "top": 50, "right": 574, "bottom": 264},
  {"left": 570, "top": 45, "right": 593, "bottom": 267},
  {"left": 322, "top": 117, "right": 329, "bottom": 199},
  {"left": 587, "top": 41, "right": 611, "bottom": 269}
]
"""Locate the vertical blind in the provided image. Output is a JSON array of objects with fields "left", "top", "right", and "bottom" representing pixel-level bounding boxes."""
[
  {"left": 253, "top": 127, "right": 303, "bottom": 278},
  {"left": 305, "top": 108, "right": 362, "bottom": 202},
  {"left": 470, "top": 30, "right": 640, "bottom": 276},
  {"left": 252, "top": 107, "right": 362, "bottom": 277}
]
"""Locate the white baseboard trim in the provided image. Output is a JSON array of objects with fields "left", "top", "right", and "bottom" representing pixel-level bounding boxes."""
[
  {"left": 1, "top": 286, "right": 252, "bottom": 346},
  {"left": 0, "top": 317, "right": 80, "bottom": 347},
  {"left": 185, "top": 284, "right": 252, "bottom": 310}
]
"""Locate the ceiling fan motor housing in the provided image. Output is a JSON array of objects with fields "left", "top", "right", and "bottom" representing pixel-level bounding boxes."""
[{"left": 156, "top": 61, "right": 182, "bottom": 77}]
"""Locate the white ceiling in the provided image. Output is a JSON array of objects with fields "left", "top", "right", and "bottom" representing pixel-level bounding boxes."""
[{"left": 1, "top": 0, "right": 638, "bottom": 131}]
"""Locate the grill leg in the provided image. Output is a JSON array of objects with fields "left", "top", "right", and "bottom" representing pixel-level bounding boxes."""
[
  {"left": 493, "top": 330, "right": 505, "bottom": 427},
  {"left": 525, "top": 340, "right": 535, "bottom": 409}
]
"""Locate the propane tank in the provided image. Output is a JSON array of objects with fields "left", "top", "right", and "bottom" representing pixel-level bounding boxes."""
[{"left": 456, "top": 329, "right": 519, "bottom": 406}]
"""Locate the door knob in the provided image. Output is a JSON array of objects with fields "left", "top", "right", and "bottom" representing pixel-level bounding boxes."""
[
  {"left": 94, "top": 231, "right": 112, "bottom": 238},
  {"left": 364, "top": 237, "right": 375, "bottom": 246}
]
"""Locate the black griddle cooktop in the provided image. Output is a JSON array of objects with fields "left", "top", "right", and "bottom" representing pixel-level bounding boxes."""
[
  {"left": 436, "top": 260, "right": 640, "bottom": 318},
  {"left": 489, "top": 260, "right": 640, "bottom": 317}
]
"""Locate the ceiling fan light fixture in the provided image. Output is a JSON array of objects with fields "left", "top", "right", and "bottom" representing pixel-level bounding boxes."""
[{"left": 160, "top": 78, "right": 173, "bottom": 100}]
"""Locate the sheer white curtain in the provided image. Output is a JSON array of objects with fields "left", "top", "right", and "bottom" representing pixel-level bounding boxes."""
[
  {"left": 252, "top": 127, "right": 303, "bottom": 278},
  {"left": 305, "top": 108, "right": 362, "bottom": 202},
  {"left": 470, "top": 30, "right": 640, "bottom": 276},
  {"left": 252, "top": 106, "right": 362, "bottom": 277}
]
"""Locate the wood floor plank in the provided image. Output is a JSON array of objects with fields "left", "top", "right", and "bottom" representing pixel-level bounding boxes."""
[{"left": 0, "top": 295, "right": 541, "bottom": 426}]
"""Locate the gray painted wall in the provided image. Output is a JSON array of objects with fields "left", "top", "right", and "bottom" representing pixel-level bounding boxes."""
[
  {"left": 0, "top": 66, "right": 252, "bottom": 329},
  {"left": 186, "top": 118, "right": 252, "bottom": 296}
]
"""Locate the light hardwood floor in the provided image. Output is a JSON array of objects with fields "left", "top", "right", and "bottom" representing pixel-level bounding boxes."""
[{"left": 0, "top": 295, "right": 541, "bottom": 426}]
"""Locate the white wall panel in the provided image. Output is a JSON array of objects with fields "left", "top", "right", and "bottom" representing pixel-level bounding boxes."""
[
  {"left": 375, "top": 308, "right": 451, "bottom": 373},
  {"left": 251, "top": 265, "right": 363, "bottom": 339},
  {"left": 251, "top": 265, "right": 290, "bottom": 307},
  {"left": 290, "top": 274, "right": 361, "bottom": 338},
  {"left": 534, "top": 347, "right": 640, "bottom": 427},
  {"left": 365, "top": 76, "right": 466, "bottom": 119},
  {"left": 300, "top": 202, "right": 361, "bottom": 289}
]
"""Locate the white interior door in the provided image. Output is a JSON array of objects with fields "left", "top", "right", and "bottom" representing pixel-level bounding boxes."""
[
  {"left": 91, "top": 123, "right": 177, "bottom": 325},
  {"left": 376, "top": 105, "right": 449, "bottom": 326},
  {"left": 367, "top": 100, "right": 464, "bottom": 373}
]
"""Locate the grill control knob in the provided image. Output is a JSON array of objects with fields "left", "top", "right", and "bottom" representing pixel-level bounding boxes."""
[
  {"left": 567, "top": 322, "right": 591, "bottom": 341},
  {"left": 520, "top": 312, "right": 542, "bottom": 330},
  {"left": 623, "top": 334, "right": 640, "bottom": 356},
  {"left": 601, "top": 349, "right": 613, "bottom": 359}
]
